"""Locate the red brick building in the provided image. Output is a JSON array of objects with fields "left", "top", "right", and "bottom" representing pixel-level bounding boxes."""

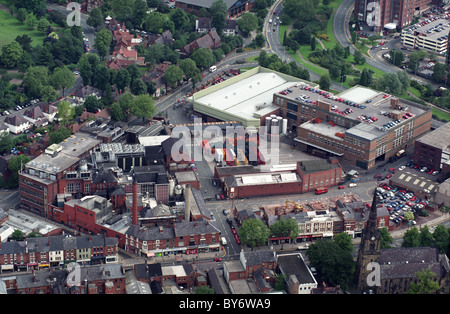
[
  {"left": 354, "top": 0, "right": 434, "bottom": 30},
  {"left": 220, "top": 158, "right": 343, "bottom": 199}
]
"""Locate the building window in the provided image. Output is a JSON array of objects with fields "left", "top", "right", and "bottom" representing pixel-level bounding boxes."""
[{"left": 67, "top": 183, "right": 74, "bottom": 193}]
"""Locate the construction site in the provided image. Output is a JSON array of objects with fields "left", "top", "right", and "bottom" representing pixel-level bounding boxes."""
[{"left": 241, "top": 193, "right": 381, "bottom": 242}]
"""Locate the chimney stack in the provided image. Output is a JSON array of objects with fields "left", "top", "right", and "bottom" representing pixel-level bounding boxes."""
[{"left": 132, "top": 175, "right": 139, "bottom": 226}]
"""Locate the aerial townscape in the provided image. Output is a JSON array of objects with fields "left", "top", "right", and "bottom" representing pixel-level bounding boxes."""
[{"left": 0, "top": 0, "right": 450, "bottom": 299}]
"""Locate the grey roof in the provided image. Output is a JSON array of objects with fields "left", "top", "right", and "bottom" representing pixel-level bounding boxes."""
[
  {"left": 277, "top": 253, "right": 316, "bottom": 285},
  {"left": 416, "top": 121, "right": 450, "bottom": 150},
  {"left": 0, "top": 235, "right": 118, "bottom": 256},
  {"left": 176, "top": 0, "right": 242, "bottom": 10},
  {"left": 298, "top": 159, "right": 340, "bottom": 173},
  {"left": 134, "top": 263, "right": 163, "bottom": 280},
  {"left": 80, "top": 263, "right": 125, "bottom": 281},
  {"left": 378, "top": 247, "right": 445, "bottom": 279},
  {"left": 241, "top": 250, "right": 276, "bottom": 266},
  {"left": 126, "top": 224, "right": 175, "bottom": 241},
  {"left": 174, "top": 220, "right": 220, "bottom": 237}
]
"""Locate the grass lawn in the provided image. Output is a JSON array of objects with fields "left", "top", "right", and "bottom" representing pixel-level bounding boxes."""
[
  {"left": 432, "top": 107, "right": 450, "bottom": 122},
  {"left": 0, "top": 10, "right": 46, "bottom": 49}
]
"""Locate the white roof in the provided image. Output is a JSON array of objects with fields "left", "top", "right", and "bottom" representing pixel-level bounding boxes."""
[
  {"left": 338, "top": 86, "right": 379, "bottom": 104},
  {"left": 195, "top": 72, "right": 301, "bottom": 121}
]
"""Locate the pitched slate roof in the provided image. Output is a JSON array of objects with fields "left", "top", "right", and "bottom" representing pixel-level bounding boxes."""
[{"left": 378, "top": 247, "right": 446, "bottom": 279}]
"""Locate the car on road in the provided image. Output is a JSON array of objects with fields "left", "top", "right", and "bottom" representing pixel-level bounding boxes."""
[
  {"left": 385, "top": 174, "right": 393, "bottom": 179},
  {"left": 348, "top": 183, "right": 357, "bottom": 188},
  {"left": 215, "top": 194, "right": 221, "bottom": 200},
  {"left": 214, "top": 257, "right": 222, "bottom": 262},
  {"left": 399, "top": 166, "right": 406, "bottom": 171},
  {"left": 223, "top": 209, "right": 229, "bottom": 215},
  {"left": 338, "top": 185, "right": 345, "bottom": 189}
]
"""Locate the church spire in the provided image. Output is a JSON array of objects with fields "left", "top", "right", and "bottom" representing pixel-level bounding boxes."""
[{"left": 354, "top": 189, "right": 381, "bottom": 291}]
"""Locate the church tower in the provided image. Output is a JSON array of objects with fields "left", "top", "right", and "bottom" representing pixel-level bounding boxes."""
[{"left": 354, "top": 190, "right": 381, "bottom": 292}]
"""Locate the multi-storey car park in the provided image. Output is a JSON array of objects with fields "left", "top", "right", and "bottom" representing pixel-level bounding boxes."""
[
  {"left": 401, "top": 14, "right": 450, "bottom": 53},
  {"left": 273, "top": 83, "right": 432, "bottom": 170}
]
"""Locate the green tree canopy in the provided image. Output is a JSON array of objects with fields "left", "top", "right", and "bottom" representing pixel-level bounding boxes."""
[
  {"left": 238, "top": 218, "right": 270, "bottom": 249},
  {"left": 306, "top": 239, "right": 354, "bottom": 289}
]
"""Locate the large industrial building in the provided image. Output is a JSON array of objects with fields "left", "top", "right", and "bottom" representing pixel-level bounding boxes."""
[
  {"left": 189, "top": 67, "right": 432, "bottom": 170},
  {"left": 189, "top": 67, "right": 315, "bottom": 128}
]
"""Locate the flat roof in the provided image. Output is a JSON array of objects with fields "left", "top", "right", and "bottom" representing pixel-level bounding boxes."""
[
  {"left": 390, "top": 170, "right": 438, "bottom": 193},
  {"left": 191, "top": 67, "right": 315, "bottom": 127},
  {"left": 402, "top": 17, "right": 450, "bottom": 42},
  {"left": 338, "top": 86, "right": 379, "bottom": 104},
  {"left": 279, "top": 84, "right": 429, "bottom": 140},
  {"left": 416, "top": 122, "right": 450, "bottom": 150}
]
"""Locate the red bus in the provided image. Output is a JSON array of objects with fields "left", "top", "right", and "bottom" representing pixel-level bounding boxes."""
[
  {"left": 315, "top": 187, "right": 328, "bottom": 195},
  {"left": 202, "top": 140, "right": 212, "bottom": 157}
]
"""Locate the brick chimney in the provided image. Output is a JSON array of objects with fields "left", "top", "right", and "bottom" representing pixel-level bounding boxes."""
[{"left": 132, "top": 175, "right": 139, "bottom": 226}]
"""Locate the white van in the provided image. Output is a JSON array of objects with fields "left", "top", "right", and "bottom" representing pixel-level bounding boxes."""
[
  {"left": 348, "top": 183, "right": 357, "bottom": 188},
  {"left": 209, "top": 65, "right": 217, "bottom": 73},
  {"left": 269, "top": 19, "right": 272, "bottom": 24},
  {"left": 221, "top": 237, "right": 227, "bottom": 246}
]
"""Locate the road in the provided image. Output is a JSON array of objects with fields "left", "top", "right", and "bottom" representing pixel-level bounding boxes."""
[{"left": 264, "top": 0, "right": 347, "bottom": 92}]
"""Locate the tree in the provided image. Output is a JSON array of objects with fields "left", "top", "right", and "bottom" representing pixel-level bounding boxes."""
[
  {"left": 57, "top": 100, "right": 75, "bottom": 126},
  {"left": 0, "top": 41, "right": 23, "bottom": 68},
  {"left": 210, "top": 0, "right": 227, "bottom": 34},
  {"left": 380, "top": 227, "right": 393, "bottom": 249},
  {"left": 379, "top": 73, "right": 402, "bottom": 95},
  {"left": 84, "top": 95, "right": 101, "bottom": 113},
  {"left": 390, "top": 49, "right": 405, "bottom": 67},
  {"left": 433, "top": 225, "right": 449, "bottom": 255},
  {"left": 195, "top": 286, "right": 214, "bottom": 294},
  {"left": 319, "top": 73, "right": 331, "bottom": 91},
  {"left": 238, "top": 218, "right": 270, "bottom": 249},
  {"left": 49, "top": 127, "right": 72, "bottom": 144},
  {"left": 407, "top": 269, "right": 441, "bottom": 294},
  {"left": 402, "top": 227, "right": 421, "bottom": 248},
  {"left": 178, "top": 58, "right": 200, "bottom": 83},
  {"left": 16, "top": 7, "right": 27, "bottom": 24},
  {"left": 191, "top": 48, "right": 214, "bottom": 70},
  {"left": 25, "top": 13, "right": 38, "bottom": 30},
  {"left": 94, "top": 27, "right": 113, "bottom": 59},
  {"left": 306, "top": 239, "right": 354, "bottom": 289},
  {"left": 419, "top": 225, "right": 434, "bottom": 247},
  {"left": 270, "top": 217, "right": 300, "bottom": 249},
  {"left": 78, "top": 53, "right": 100, "bottom": 86},
  {"left": 51, "top": 67, "right": 75, "bottom": 96},
  {"left": 115, "top": 68, "right": 131, "bottom": 93},
  {"left": 310, "top": 36, "right": 316, "bottom": 51},
  {"left": 353, "top": 49, "right": 365, "bottom": 65},
  {"left": 359, "top": 68, "right": 372, "bottom": 86},
  {"left": 8, "top": 155, "right": 30, "bottom": 187},
  {"left": 109, "top": 101, "right": 126, "bottom": 122},
  {"left": 144, "top": 11, "right": 168, "bottom": 34},
  {"left": 333, "top": 232, "right": 353, "bottom": 253},
  {"left": 37, "top": 18, "right": 50, "bottom": 32},
  {"left": 130, "top": 79, "right": 147, "bottom": 95},
  {"left": 432, "top": 62, "right": 448, "bottom": 84},
  {"left": 396, "top": 70, "right": 410, "bottom": 93},
  {"left": 15, "top": 34, "right": 33, "bottom": 52},
  {"left": 92, "top": 64, "right": 111, "bottom": 93},
  {"left": 11, "top": 230, "right": 25, "bottom": 241},
  {"left": 0, "top": 132, "right": 13, "bottom": 155},
  {"left": 87, "top": 7, "right": 104, "bottom": 28},
  {"left": 131, "top": 94, "right": 156, "bottom": 121},
  {"left": 237, "top": 13, "right": 258, "bottom": 37}
]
